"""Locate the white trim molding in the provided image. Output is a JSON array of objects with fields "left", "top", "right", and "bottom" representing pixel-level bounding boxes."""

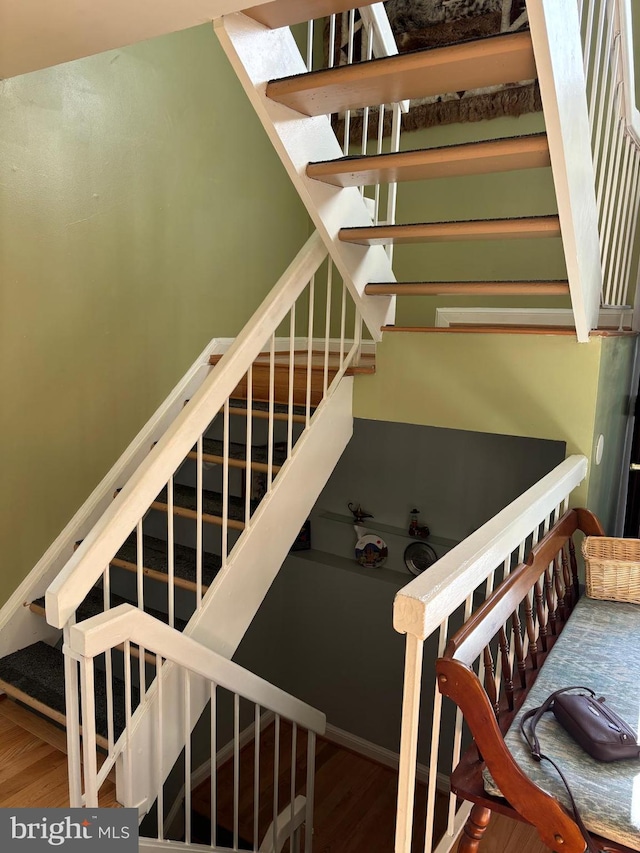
[
  {"left": 435, "top": 306, "right": 633, "bottom": 329},
  {"left": 323, "top": 723, "right": 449, "bottom": 792}
]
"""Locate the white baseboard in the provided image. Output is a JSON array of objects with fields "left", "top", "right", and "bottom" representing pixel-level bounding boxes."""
[{"left": 323, "top": 723, "right": 450, "bottom": 792}]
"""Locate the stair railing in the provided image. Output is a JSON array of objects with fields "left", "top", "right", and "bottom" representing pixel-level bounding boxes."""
[
  {"left": 46, "top": 230, "right": 362, "bottom": 635},
  {"left": 392, "top": 455, "right": 588, "bottom": 853},
  {"left": 580, "top": 0, "right": 640, "bottom": 320},
  {"left": 65, "top": 604, "right": 325, "bottom": 853}
]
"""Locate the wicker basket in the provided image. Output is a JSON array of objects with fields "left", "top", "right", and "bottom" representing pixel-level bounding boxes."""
[{"left": 582, "top": 536, "right": 640, "bottom": 604}]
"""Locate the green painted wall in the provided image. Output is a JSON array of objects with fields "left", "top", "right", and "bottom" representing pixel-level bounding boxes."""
[
  {"left": 353, "top": 332, "right": 605, "bottom": 506},
  {"left": 0, "top": 24, "right": 309, "bottom": 607},
  {"left": 381, "top": 111, "right": 569, "bottom": 327}
]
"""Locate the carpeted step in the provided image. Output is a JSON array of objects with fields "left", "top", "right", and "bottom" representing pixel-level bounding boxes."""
[
  {"left": 228, "top": 397, "right": 309, "bottom": 418},
  {"left": 0, "top": 642, "right": 138, "bottom": 741},
  {"left": 31, "top": 586, "right": 188, "bottom": 633},
  {"left": 113, "top": 533, "right": 222, "bottom": 591},
  {"left": 188, "top": 438, "right": 288, "bottom": 473},
  {"left": 152, "top": 484, "right": 259, "bottom": 530},
  {"left": 202, "top": 437, "right": 287, "bottom": 466}
]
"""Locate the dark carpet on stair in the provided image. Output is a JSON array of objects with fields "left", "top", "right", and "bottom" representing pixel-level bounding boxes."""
[
  {"left": 0, "top": 641, "right": 139, "bottom": 740},
  {"left": 201, "top": 438, "right": 288, "bottom": 467},
  {"left": 116, "top": 533, "right": 222, "bottom": 589},
  {"left": 32, "top": 586, "right": 188, "bottom": 633},
  {"left": 155, "top": 483, "right": 259, "bottom": 522},
  {"left": 228, "top": 397, "right": 309, "bottom": 417}
]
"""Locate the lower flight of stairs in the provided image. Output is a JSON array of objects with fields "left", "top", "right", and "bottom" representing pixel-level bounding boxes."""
[{"left": 0, "top": 348, "right": 373, "bottom": 809}]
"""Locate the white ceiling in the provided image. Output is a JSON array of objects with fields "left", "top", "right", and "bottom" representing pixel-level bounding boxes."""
[{"left": 0, "top": 0, "right": 271, "bottom": 79}]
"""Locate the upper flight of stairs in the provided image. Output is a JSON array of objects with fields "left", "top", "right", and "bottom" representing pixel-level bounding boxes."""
[{"left": 225, "top": 3, "right": 571, "bottom": 333}]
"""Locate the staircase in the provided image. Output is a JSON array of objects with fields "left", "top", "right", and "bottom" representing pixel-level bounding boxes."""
[
  {"left": 0, "top": 1, "right": 638, "bottom": 851},
  {"left": 0, "top": 226, "right": 367, "bottom": 842}
]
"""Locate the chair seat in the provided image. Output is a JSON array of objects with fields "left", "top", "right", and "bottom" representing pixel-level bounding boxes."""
[{"left": 483, "top": 597, "right": 640, "bottom": 851}]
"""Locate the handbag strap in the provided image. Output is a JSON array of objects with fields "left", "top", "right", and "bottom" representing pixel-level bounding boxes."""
[{"left": 520, "top": 687, "right": 602, "bottom": 853}]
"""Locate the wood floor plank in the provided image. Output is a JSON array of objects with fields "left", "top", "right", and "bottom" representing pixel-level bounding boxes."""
[
  {"left": 192, "top": 723, "right": 443, "bottom": 852},
  {"left": 452, "top": 813, "right": 549, "bottom": 853},
  {"left": 0, "top": 697, "right": 69, "bottom": 753},
  {"left": 0, "top": 713, "right": 119, "bottom": 808}
]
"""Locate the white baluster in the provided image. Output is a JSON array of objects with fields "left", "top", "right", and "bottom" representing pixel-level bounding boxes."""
[
  {"left": 245, "top": 363, "right": 254, "bottom": 525},
  {"left": 197, "top": 434, "right": 203, "bottom": 605},
  {"left": 306, "top": 276, "right": 315, "bottom": 424},
  {"left": 167, "top": 477, "right": 175, "bottom": 629}
]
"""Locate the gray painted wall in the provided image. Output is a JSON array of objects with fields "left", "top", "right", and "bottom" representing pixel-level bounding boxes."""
[{"left": 235, "top": 419, "right": 565, "bottom": 755}]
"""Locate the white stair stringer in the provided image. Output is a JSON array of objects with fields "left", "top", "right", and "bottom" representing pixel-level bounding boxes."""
[
  {"left": 121, "top": 377, "right": 355, "bottom": 813},
  {"left": 215, "top": 13, "right": 395, "bottom": 341}
]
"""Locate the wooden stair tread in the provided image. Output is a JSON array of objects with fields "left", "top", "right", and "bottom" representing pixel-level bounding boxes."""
[
  {"left": 209, "top": 351, "right": 375, "bottom": 372},
  {"left": 152, "top": 483, "right": 259, "bottom": 530},
  {"left": 187, "top": 437, "right": 286, "bottom": 474},
  {"left": 243, "top": 0, "right": 378, "bottom": 29},
  {"left": 266, "top": 31, "right": 535, "bottom": 116},
  {"left": 340, "top": 215, "right": 561, "bottom": 245},
  {"left": 112, "top": 532, "right": 222, "bottom": 591},
  {"left": 381, "top": 325, "right": 581, "bottom": 335},
  {"left": 365, "top": 280, "right": 569, "bottom": 296},
  {"left": 0, "top": 642, "right": 138, "bottom": 743},
  {"left": 307, "top": 134, "right": 550, "bottom": 188},
  {"left": 209, "top": 352, "right": 375, "bottom": 407}
]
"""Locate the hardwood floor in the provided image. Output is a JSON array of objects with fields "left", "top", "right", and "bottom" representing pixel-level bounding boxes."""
[
  {"left": 0, "top": 697, "right": 119, "bottom": 808},
  {"left": 191, "top": 722, "right": 550, "bottom": 852},
  {"left": 456, "top": 814, "right": 549, "bottom": 853}
]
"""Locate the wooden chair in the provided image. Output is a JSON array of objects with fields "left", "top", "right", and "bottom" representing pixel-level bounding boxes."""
[{"left": 436, "top": 508, "right": 637, "bottom": 853}]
